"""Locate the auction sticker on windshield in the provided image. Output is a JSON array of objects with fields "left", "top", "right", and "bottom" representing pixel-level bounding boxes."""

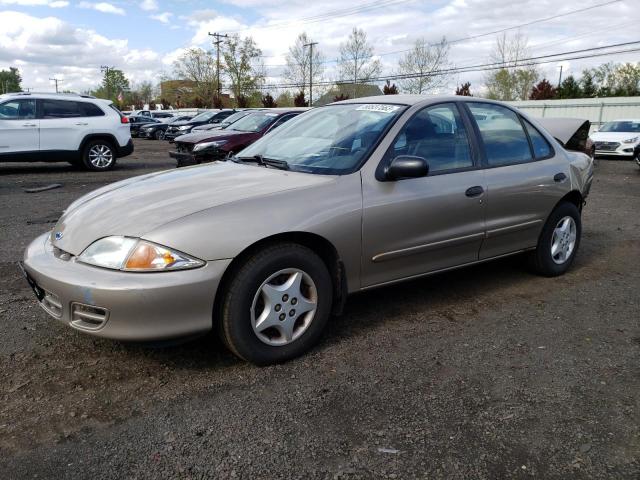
[{"left": 355, "top": 104, "right": 401, "bottom": 113}]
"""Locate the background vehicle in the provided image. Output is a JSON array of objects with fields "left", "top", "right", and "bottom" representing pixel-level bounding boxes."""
[
  {"left": 151, "top": 111, "right": 175, "bottom": 120},
  {"left": 191, "top": 110, "right": 260, "bottom": 132},
  {"left": 129, "top": 110, "right": 152, "bottom": 118},
  {"left": 0, "top": 92, "right": 133, "bottom": 170},
  {"left": 169, "top": 108, "right": 306, "bottom": 167},
  {"left": 140, "top": 115, "right": 194, "bottom": 140},
  {"left": 590, "top": 119, "right": 640, "bottom": 159},
  {"left": 164, "top": 109, "right": 237, "bottom": 142},
  {"left": 129, "top": 116, "right": 161, "bottom": 138},
  {"left": 22, "top": 96, "right": 593, "bottom": 366}
]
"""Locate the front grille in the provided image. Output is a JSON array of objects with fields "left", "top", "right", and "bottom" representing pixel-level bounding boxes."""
[
  {"left": 175, "top": 142, "right": 194, "bottom": 153},
  {"left": 40, "top": 290, "right": 62, "bottom": 318},
  {"left": 594, "top": 141, "right": 620, "bottom": 151},
  {"left": 71, "top": 303, "right": 109, "bottom": 330}
]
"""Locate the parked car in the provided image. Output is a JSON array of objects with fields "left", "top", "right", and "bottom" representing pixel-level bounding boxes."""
[
  {"left": 0, "top": 92, "right": 133, "bottom": 170},
  {"left": 164, "top": 109, "right": 238, "bottom": 141},
  {"left": 151, "top": 111, "right": 176, "bottom": 120},
  {"left": 129, "top": 110, "right": 152, "bottom": 118},
  {"left": 590, "top": 119, "right": 640, "bottom": 162},
  {"left": 191, "top": 109, "right": 260, "bottom": 132},
  {"left": 169, "top": 109, "right": 306, "bottom": 167},
  {"left": 129, "top": 116, "right": 161, "bottom": 138},
  {"left": 139, "top": 115, "right": 194, "bottom": 140},
  {"left": 21, "top": 96, "right": 593, "bottom": 365}
]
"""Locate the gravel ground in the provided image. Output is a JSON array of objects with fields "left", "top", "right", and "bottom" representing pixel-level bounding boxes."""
[{"left": 0, "top": 140, "right": 639, "bottom": 479}]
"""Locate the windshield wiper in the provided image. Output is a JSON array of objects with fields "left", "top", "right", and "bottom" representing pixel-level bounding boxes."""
[{"left": 232, "top": 154, "right": 289, "bottom": 170}]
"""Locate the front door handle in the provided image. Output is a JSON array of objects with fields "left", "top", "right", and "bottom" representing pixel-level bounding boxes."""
[
  {"left": 554, "top": 173, "right": 567, "bottom": 182},
  {"left": 465, "top": 185, "right": 484, "bottom": 197},
  {"left": 22, "top": 123, "right": 37, "bottom": 127},
  {"left": 75, "top": 122, "right": 89, "bottom": 126}
]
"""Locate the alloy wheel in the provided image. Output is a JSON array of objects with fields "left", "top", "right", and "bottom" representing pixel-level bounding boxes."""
[
  {"left": 88, "top": 144, "right": 114, "bottom": 168},
  {"left": 551, "top": 216, "right": 577, "bottom": 264}
]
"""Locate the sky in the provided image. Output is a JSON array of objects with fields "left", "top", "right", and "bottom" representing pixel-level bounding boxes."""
[{"left": 0, "top": 0, "right": 638, "bottom": 95}]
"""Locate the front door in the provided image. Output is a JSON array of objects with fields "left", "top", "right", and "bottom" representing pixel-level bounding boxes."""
[
  {"left": 361, "top": 102, "right": 486, "bottom": 287},
  {"left": 0, "top": 98, "right": 39, "bottom": 155}
]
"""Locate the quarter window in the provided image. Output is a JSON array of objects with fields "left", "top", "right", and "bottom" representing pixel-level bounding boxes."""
[
  {"left": 468, "top": 103, "right": 532, "bottom": 167},
  {"left": 390, "top": 103, "right": 473, "bottom": 173},
  {"left": 0, "top": 99, "right": 36, "bottom": 120},
  {"left": 523, "top": 119, "right": 552, "bottom": 159}
]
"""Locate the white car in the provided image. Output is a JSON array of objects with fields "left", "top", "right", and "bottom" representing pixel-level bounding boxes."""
[
  {"left": 0, "top": 92, "right": 133, "bottom": 171},
  {"left": 590, "top": 119, "right": 640, "bottom": 164}
]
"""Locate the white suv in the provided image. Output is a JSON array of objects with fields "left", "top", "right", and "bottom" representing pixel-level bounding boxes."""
[{"left": 0, "top": 92, "right": 133, "bottom": 171}]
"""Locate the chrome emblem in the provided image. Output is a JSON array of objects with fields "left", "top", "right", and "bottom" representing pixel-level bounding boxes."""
[{"left": 54, "top": 231, "right": 64, "bottom": 240}]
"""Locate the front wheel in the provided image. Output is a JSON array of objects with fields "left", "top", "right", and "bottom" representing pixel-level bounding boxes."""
[
  {"left": 82, "top": 140, "right": 116, "bottom": 171},
  {"left": 218, "top": 243, "right": 333, "bottom": 365},
  {"left": 528, "top": 201, "right": 581, "bottom": 276},
  {"left": 155, "top": 129, "right": 164, "bottom": 140}
]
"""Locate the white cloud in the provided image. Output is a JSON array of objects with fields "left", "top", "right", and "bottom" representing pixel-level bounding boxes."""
[
  {"left": 140, "top": 0, "right": 157, "bottom": 11},
  {"left": 150, "top": 12, "right": 172, "bottom": 24},
  {"left": 0, "top": 0, "right": 68, "bottom": 6},
  {"left": 78, "top": 1, "right": 125, "bottom": 16}
]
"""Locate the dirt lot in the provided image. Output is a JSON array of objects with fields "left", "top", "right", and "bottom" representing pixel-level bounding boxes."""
[{"left": 0, "top": 140, "right": 639, "bottom": 479}]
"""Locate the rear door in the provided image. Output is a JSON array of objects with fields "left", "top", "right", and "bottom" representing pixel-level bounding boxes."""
[
  {"left": 465, "top": 102, "right": 570, "bottom": 259},
  {"left": 39, "top": 99, "right": 91, "bottom": 151},
  {"left": 361, "top": 102, "right": 486, "bottom": 287},
  {"left": 0, "top": 98, "right": 39, "bottom": 154}
]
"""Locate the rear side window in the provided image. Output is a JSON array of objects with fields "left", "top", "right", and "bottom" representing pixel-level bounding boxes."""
[
  {"left": 468, "top": 103, "right": 532, "bottom": 167},
  {"left": 42, "top": 100, "right": 81, "bottom": 118},
  {"left": 523, "top": 119, "right": 552, "bottom": 159}
]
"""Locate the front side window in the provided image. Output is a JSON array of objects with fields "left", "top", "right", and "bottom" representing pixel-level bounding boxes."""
[
  {"left": 239, "top": 103, "right": 405, "bottom": 174},
  {"left": 523, "top": 119, "right": 552, "bottom": 159},
  {"left": 468, "top": 103, "right": 532, "bottom": 167},
  {"left": 389, "top": 103, "right": 473, "bottom": 173},
  {"left": 0, "top": 99, "right": 36, "bottom": 120}
]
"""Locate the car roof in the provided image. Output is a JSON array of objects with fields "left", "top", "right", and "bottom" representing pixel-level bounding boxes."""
[
  {"left": 330, "top": 94, "right": 508, "bottom": 107},
  {"left": 0, "top": 92, "right": 107, "bottom": 103}
]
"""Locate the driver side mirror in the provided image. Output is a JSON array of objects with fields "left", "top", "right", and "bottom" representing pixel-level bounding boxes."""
[{"left": 385, "top": 155, "right": 429, "bottom": 181}]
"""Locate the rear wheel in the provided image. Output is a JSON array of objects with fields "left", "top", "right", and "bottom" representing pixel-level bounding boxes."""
[
  {"left": 82, "top": 139, "right": 116, "bottom": 171},
  {"left": 528, "top": 201, "right": 581, "bottom": 276},
  {"left": 154, "top": 129, "right": 164, "bottom": 140},
  {"left": 218, "top": 243, "right": 333, "bottom": 365}
]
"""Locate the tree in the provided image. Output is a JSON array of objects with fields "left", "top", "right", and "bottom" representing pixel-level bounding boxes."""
[
  {"left": 293, "top": 90, "right": 308, "bottom": 107},
  {"left": 0, "top": 67, "right": 22, "bottom": 93},
  {"left": 398, "top": 37, "right": 450, "bottom": 94},
  {"left": 383, "top": 80, "right": 398, "bottom": 94},
  {"left": 485, "top": 32, "right": 539, "bottom": 101},
  {"left": 580, "top": 70, "right": 597, "bottom": 97},
  {"left": 283, "top": 33, "right": 324, "bottom": 94},
  {"left": 224, "top": 35, "right": 264, "bottom": 106},
  {"left": 337, "top": 28, "right": 381, "bottom": 97},
  {"left": 455, "top": 82, "right": 472, "bottom": 96},
  {"left": 556, "top": 75, "right": 582, "bottom": 99},
  {"left": 172, "top": 48, "right": 218, "bottom": 106},
  {"left": 529, "top": 79, "right": 556, "bottom": 100},
  {"left": 613, "top": 62, "right": 640, "bottom": 96},
  {"left": 581, "top": 62, "right": 640, "bottom": 97},
  {"left": 262, "top": 93, "right": 277, "bottom": 108},
  {"left": 138, "top": 81, "right": 155, "bottom": 104},
  {"left": 92, "top": 68, "right": 130, "bottom": 104},
  {"left": 333, "top": 93, "right": 349, "bottom": 102},
  {"left": 275, "top": 91, "right": 294, "bottom": 107}
]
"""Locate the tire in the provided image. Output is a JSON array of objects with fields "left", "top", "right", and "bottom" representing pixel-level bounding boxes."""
[
  {"left": 219, "top": 243, "right": 333, "bottom": 365},
  {"left": 82, "top": 139, "right": 116, "bottom": 171},
  {"left": 154, "top": 129, "right": 164, "bottom": 140},
  {"left": 528, "top": 201, "right": 581, "bottom": 277}
]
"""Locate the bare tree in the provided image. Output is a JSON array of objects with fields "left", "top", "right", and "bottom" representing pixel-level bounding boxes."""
[
  {"left": 485, "top": 32, "right": 539, "bottom": 101},
  {"left": 172, "top": 48, "right": 218, "bottom": 105},
  {"left": 283, "top": 33, "right": 324, "bottom": 91},
  {"left": 397, "top": 37, "right": 450, "bottom": 94},
  {"left": 337, "top": 28, "right": 381, "bottom": 97},
  {"left": 223, "top": 35, "right": 264, "bottom": 106}
]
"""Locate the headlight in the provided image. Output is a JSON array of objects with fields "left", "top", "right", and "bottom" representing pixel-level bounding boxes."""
[
  {"left": 78, "top": 236, "right": 204, "bottom": 272},
  {"left": 193, "top": 140, "right": 228, "bottom": 152},
  {"left": 178, "top": 125, "right": 191, "bottom": 131},
  {"left": 623, "top": 136, "right": 638, "bottom": 143}
]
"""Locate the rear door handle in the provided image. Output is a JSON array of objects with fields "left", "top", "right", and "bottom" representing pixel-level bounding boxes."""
[
  {"left": 554, "top": 173, "right": 567, "bottom": 182},
  {"left": 465, "top": 185, "right": 484, "bottom": 197},
  {"left": 22, "top": 123, "right": 37, "bottom": 127},
  {"left": 75, "top": 122, "right": 88, "bottom": 126}
]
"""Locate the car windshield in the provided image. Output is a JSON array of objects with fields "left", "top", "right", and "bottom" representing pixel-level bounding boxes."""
[
  {"left": 190, "top": 111, "right": 216, "bottom": 122},
  {"left": 600, "top": 121, "right": 640, "bottom": 133},
  {"left": 221, "top": 111, "right": 252, "bottom": 127},
  {"left": 239, "top": 104, "right": 405, "bottom": 174},
  {"left": 228, "top": 112, "right": 279, "bottom": 132}
]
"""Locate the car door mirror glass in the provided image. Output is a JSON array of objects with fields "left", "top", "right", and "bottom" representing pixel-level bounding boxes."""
[{"left": 385, "top": 155, "right": 429, "bottom": 180}]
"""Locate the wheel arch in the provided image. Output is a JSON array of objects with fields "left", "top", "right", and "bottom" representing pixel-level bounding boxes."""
[
  {"left": 558, "top": 189, "right": 584, "bottom": 212},
  {"left": 213, "top": 231, "right": 348, "bottom": 326},
  {"left": 79, "top": 134, "right": 119, "bottom": 157}
]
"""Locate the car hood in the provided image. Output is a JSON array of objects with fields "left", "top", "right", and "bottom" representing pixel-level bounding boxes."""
[
  {"left": 590, "top": 131, "right": 639, "bottom": 142},
  {"left": 50, "top": 162, "right": 333, "bottom": 255},
  {"left": 175, "top": 129, "right": 251, "bottom": 144}
]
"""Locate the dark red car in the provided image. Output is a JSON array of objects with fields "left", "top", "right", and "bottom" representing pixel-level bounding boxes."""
[{"left": 169, "top": 108, "right": 307, "bottom": 167}]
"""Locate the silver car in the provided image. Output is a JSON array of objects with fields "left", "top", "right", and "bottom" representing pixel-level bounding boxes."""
[{"left": 22, "top": 96, "right": 594, "bottom": 365}]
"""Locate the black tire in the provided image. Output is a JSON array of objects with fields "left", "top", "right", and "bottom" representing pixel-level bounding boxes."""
[
  {"left": 154, "top": 129, "right": 164, "bottom": 140},
  {"left": 82, "top": 139, "right": 117, "bottom": 171},
  {"left": 528, "top": 201, "right": 581, "bottom": 277},
  {"left": 219, "top": 243, "right": 333, "bottom": 365}
]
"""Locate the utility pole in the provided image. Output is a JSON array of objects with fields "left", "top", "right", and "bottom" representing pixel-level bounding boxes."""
[
  {"left": 208, "top": 32, "right": 228, "bottom": 103},
  {"left": 49, "top": 77, "right": 62, "bottom": 93},
  {"left": 557, "top": 65, "right": 563, "bottom": 88},
  {"left": 303, "top": 41, "right": 318, "bottom": 106},
  {"left": 101, "top": 65, "right": 114, "bottom": 99}
]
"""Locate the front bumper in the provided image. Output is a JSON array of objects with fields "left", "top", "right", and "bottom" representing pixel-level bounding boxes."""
[
  {"left": 22, "top": 233, "right": 232, "bottom": 341},
  {"left": 165, "top": 129, "right": 191, "bottom": 141},
  {"left": 594, "top": 142, "right": 638, "bottom": 158},
  {"left": 169, "top": 148, "right": 226, "bottom": 168}
]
